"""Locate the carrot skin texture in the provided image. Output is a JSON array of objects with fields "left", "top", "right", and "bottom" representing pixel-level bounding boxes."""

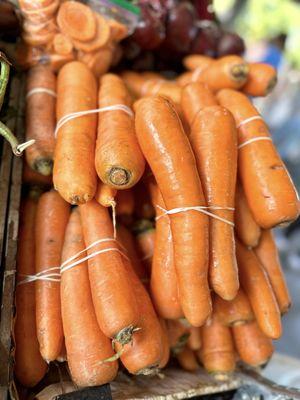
[
  {"left": 217, "top": 89, "right": 299, "bottom": 229},
  {"left": 242, "top": 63, "right": 277, "bottom": 97},
  {"left": 79, "top": 200, "right": 139, "bottom": 340},
  {"left": 187, "top": 327, "right": 202, "bottom": 351},
  {"left": 96, "top": 73, "right": 145, "bottom": 189},
  {"left": 158, "top": 318, "right": 170, "bottom": 368},
  {"left": 25, "top": 65, "right": 56, "bottom": 176},
  {"left": 95, "top": 181, "right": 117, "bottom": 207},
  {"left": 191, "top": 106, "right": 238, "bottom": 300},
  {"left": 235, "top": 184, "right": 261, "bottom": 248},
  {"left": 236, "top": 240, "right": 282, "bottom": 339},
  {"left": 255, "top": 230, "right": 291, "bottom": 314},
  {"left": 61, "top": 210, "right": 118, "bottom": 387},
  {"left": 53, "top": 61, "right": 98, "bottom": 205},
  {"left": 232, "top": 320, "right": 274, "bottom": 367},
  {"left": 135, "top": 96, "right": 211, "bottom": 327},
  {"left": 177, "top": 347, "right": 199, "bottom": 371},
  {"left": 35, "top": 190, "right": 70, "bottom": 362},
  {"left": 14, "top": 199, "right": 47, "bottom": 387},
  {"left": 183, "top": 55, "right": 214, "bottom": 71}
]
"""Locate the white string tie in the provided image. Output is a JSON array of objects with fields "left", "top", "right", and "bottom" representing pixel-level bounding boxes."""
[
  {"left": 238, "top": 137, "right": 272, "bottom": 149},
  {"left": 236, "top": 115, "right": 263, "bottom": 129},
  {"left": 156, "top": 205, "right": 235, "bottom": 226},
  {"left": 17, "top": 267, "right": 61, "bottom": 286},
  {"left": 54, "top": 104, "right": 134, "bottom": 137},
  {"left": 26, "top": 88, "right": 57, "bottom": 99}
]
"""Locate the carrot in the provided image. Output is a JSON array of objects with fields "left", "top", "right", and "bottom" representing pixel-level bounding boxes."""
[
  {"left": 217, "top": 89, "right": 299, "bottom": 229},
  {"left": 108, "top": 19, "right": 128, "bottom": 41},
  {"left": 72, "top": 13, "right": 111, "bottom": 52},
  {"left": 167, "top": 320, "right": 190, "bottom": 355},
  {"left": 200, "top": 316, "right": 235, "bottom": 379},
  {"left": 23, "top": 18, "right": 57, "bottom": 35},
  {"left": 35, "top": 190, "right": 70, "bottom": 362},
  {"left": 214, "top": 289, "right": 254, "bottom": 327},
  {"left": 134, "top": 220, "right": 155, "bottom": 273},
  {"left": 242, "top": 63, "right": 277, "bottom": 97},
  {"left": 14, "top": 198, "right": 47, "bottom": 387},
  {"left": 95, "top": 74, "right": 145, "bottom": 189},
  {"left": 255, "top": 230, "right": 291, "bottom": 314},
  {"left": 236, "top": 240, "right": 282, "bottom": 339},
  {"left": 21, "top": 0, "right": 60, "bottom": 23},
  {"left": 25, "top": 65, "right": 56, "bottom": 176},
  {"left": 159, "top": 318, "right": 170, "bottom": 368},
  {"left": 181, "top": 82, "right": 217, "bottom": 128},
  {"left": 142, "top": 80, "right": 182, "bottom": 105},
  {"left": 149, "top": 183, "right": 182, "bottom": 320},
  {"left": 61, "top": 209, "right": 118, "bottom": 387},
  {"left": 187, "top": 327, "right": 202, "bottom": 351},
  {"left": 22, "top": 162, "right": 52, "bottom": 187},
  {"left": 95, "top": 181, "right": 117, "bottom": 208},
  {"left": 53, "top": 61, "right": 98, "bottom": 205},
  {"left": 177, "top": 347, "right": 199, "bottom": 371},
  {"left": 114, "top": 258, "right": 163, "bottom": 375},
  {"left": 190, "top": 106, "right": 238, "bottom": 300},
  {"left": 235, "top": 183, "right": 261, "bottom": 248},
  {"left": 115, "top": 189, "right": 135, "bottom": 216},
  {"left": 79, "top": 200, "right": 139, "bottom": 344},
  {"left": 57, "top": 1, "right": 97, "bottom": 42},
  {"left": 111, "top": 44, "right": 123, "bottom": 67},
  {"left": 135, "top": 96, "right": 211, "bottom": 327},
  {"left": 183, "top": 54, "right": 214, "bottom": 71},
  {"left": 78, "top": 46, "right": 113, "bottom": 77},
  {"left": 133, "top": 181, "right": 155, "bottom": 220},
  {"left": 116, "top": 223, "right": 148, "bottom": 281},
  {"left": 19, "top": 0, "right": 54, "bottom": 11},
  {"left": 176, "top": 71, "right": 193, "bottom": 87},
  {"left": 232, "top": 320, "right": 274, "bottom": 367},
  {"left": 22, "top": 30, "right": 56, "bottom": 46},
  {"left": 121, "top": 71, "right": 150, "bottom": 99},
  {"left": 53, "top": 33, "right": 73, "bottom": 56},
  {"left": 46, "top": 52, "right": 76, "bottom": 73}
]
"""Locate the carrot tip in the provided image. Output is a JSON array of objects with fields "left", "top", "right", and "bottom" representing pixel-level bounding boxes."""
[
  {"left": 113, "top": 324, "right": 141, "bottom": 346},
  {"left": 230, "top": 64, "right": 249, "bottom": 82},
  {"left": 109, "top": 167, "right": 131, "bottom": 187},
  {"left": 136, "top": 365, "right": 161, "bottom": 376},
  {"left": 266, "top": 76, "right": 278, "bottom": 94},
  {"left": 34, "top": 158, "right": 53, "bottom": 176}
]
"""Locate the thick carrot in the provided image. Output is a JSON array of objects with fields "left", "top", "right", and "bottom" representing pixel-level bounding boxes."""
[
  {"left": 236, "top": 240, "right": 282, "bottom": 339},
  {"left": 79, "top": 200, "right": 139, "bottom": 344},
  {"left": 214, "top": 289, "right": 254, "bottom": 327},
  {"left": 57, "top": 1, "right": 97, "bottom": 42},
  {"left": 25, "top": 65, "right": 56, "bottom": 176},
  {"left": 108, "top": 19, "right": 128, "bottom": 41},
  {"left": 183, "top": 54, "right": 214, "bottom": 71},
  {"left": 190, "top": 106, "right": 238, "bottom": 300},
  {"left": 121, "top": 71, "right": 149, "bottom": 99},
  {"left": 53, "top": 61, "right": 97, "bottom": 205},
  {"left": 181, "top": 82, "right": 217, "bottom": 127},
  {"left": 48, "top": 52, "right": 75, "bottom": 73},
  {"left": 61, "top": 209, "right": 118, "bottom": 387},
  {"left": 176, "top": 71, "right": 193, "bottom": 87},
  {"left": 200, "top": 316, "right": 235, "bottom": 378},
  {"left": 235, "top": 183, "right": 261, "bottom": 248},
  {"left": 96, "top": 73, "right": 145, "bottom": 189},
  {"left": 35, "top": 190, "right": 70, "bottom": 362},
  {"left": 159, "top": 318, "right": 170, "bottom": 368},
  {"left": 177, "top": 347, "right": 199, "bottom": 371},
  {"left": 77, "top": 47, "right": 113, "bottom": 78},
  {"left": 187, "top": 327, "right": 202, "bottom": 351},
  {"left": 142, "top": 80, "right": 182, "bottom": 105},
  {"left": 149, "top": 183, "right": 182, "bottom": 320},
  {"left": 232, "top": 320, "right": 274, "bottom": 367},
  {"left": 14, "top": 198, "right": 47, "bottom": 387},
  {"left": 95, "top": 181, "right": 117, "bottom": 208},
  {"left": 255, "top": 230, "right": 291, "bottom": 314},
  {"left": 242, "top": 63, "right": 277, "bottom": 97},
  {"left": 134, "top": 220, "right": 155, "bottom": 273},
  {"left": 53, "top": 33, "right": 73, "bottom": 56},
  {"left": 217, "top": 89, "right": 299, "bottom": 228},
  {"left": 135, "top": 96, "right": 211, "bottom": 327},
  {"left": 114, "top": 258, "right": 163, "bottom": 375},
  {"left": 167, "top": 320, "right": 190, "bottom": 355}
]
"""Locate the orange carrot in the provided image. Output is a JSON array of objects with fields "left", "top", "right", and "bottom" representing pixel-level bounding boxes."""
[
  {"left": 255, "top": 230, "right": 291, "bottom": 314},
  {"left": 61, "top": 209, "right": 118, "bottom": 387},
  {"left": 187, "top": 327, "right": 202, "bottom": 351},
  {"left": 48, "top": 52, "right": 76, "bottom": 73},
  {"left": 96, "top": 73, "right": 145, "bottom": 189},
  {"left": 79, "top": 200, "right": 139, "bottom": 344},
  {"left": 56, "top": 340, "right": 67, "bottom": 363},
  {"left": 167, "top": 320, "right": 190, "bottom": 355},
  {"left": 20, "top": 0, "right": 59, "bottom": 23},
  {"left": 115, "top": 189, "right": 135, "bottom": 216},
  {"left": 183, "top": 54, "right": 214, "bottom": 71},
  {"left": 176, "top": 71, "right": 193, "bottom": 87},
  {"left": 121, "top": 71, "right": 152, "bottom": 99},
  {"left": 159, "top": 318, "right": 170, "bottom": 368},
  {"left": 232, "top": 320, "right": 274, "bottom": 367},
  {"left": 217, "top": 89, "right": 299, "bottom": 229},
  {"left": 242, "top": 63, "right": 277, "bottom": 97},
  {"left": 134, "top": 219, "right": 155, "bottom": 273},
  {"left": 57, "top": 1, "right": 97, "bottom": 42},
  {"left": 236, "top": 240, "right": 282, "bottom": 339},
  {"left": 22, "top": 30, "right": 56, "bottom": 46},
  {"left": 35, "top": 190, "right": 70, "bottom": 362},
  {"left": 142, "top": 79, "right": 182, "bottom": 105},
  {"left": 235, "top": 183, "right": 261, "bottom": 248},
  {"left": 200, "top": 316, "right": 235, "bottom": 378},
  {"left": 108, "top": 19, "right": 128, "bottom": 41},
  {"left": 177, "top": 347, "right": 199, "bottom": 371},
  {"left": 214, "top": 289, "right": 254, "bottom": 327},
  {"left": 14, "top": 198, "right": 47, "bottom": 387},
  {"left": 149, "top": 183, "right": 182, "bottom": 320},
  {"left": 95, "top": 181, "right": 117, "bottom": 208},
  {"left": 25, "top": 65, "right": 56, "bottom": 176},
  {"left": 135, "top": 96, "right": 211, "bottom": 327},
  {"left": 19, "top": 0, "right": 54, "bottom": 11},
  {"left": 53, "top": 33, "right": 73, "bottom": 56},
  {"left": 181, "top": 82, "right": 217, "bottom": 127},
  {"left": 53, "top": 61, "right": 97, "bottom": 205},
  {"left": 77, "top": 47, "right": 113, "bottom": 78},
  {"left": 190, "top": 106, "right": 238, "bottom": 300}
]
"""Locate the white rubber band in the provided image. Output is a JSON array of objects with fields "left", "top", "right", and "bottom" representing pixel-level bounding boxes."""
[
  {"left": 236, "top": 116, "right": 263, "bottom": 129},
  {"left": 17, "top": 267, "right": 61, "bottom": 286},
  {"left": 238, "top": 137, "right": 272, "bottom": 149},
  {"left": 26, "top": 88, "right": 57, "bottom": 99},
  {"left": 54, "top": 104, "right": 134, "bottom": 137},
  {"left": 156, "top": 205, "right": 235, "bottom": 226}
]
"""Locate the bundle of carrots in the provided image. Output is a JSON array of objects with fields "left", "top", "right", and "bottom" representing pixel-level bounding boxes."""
[
  {"left": 17, "top": 0, "right": 127, "bottom": 75},
  {"left": 15, "top": 52, "right": 299, "bottom": 390}
]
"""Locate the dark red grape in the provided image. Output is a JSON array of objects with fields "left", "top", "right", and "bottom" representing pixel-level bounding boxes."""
[
  {"left": 192, "top": 0, "right": 215, "bottom": 21},
  {"left": 217, "top": 31, "right": 245, "bottom": 56},
  {"left": 191, "top": 23, "right": 221, "bottom": 57},
  {"left": 121, "top": 38, "right": 141, "bottom": 60},
  {"left": 131, "top": 51, "right": 155, "bottom": 71}
]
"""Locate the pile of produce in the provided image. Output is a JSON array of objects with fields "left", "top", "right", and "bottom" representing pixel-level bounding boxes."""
[{"left": 13, "top": 48, "right": 299, "bottom": 393}]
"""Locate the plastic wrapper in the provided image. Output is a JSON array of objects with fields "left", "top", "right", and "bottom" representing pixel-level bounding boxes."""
[{"left": 15, "top": 0, "right": 140, "bottom": 75}]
